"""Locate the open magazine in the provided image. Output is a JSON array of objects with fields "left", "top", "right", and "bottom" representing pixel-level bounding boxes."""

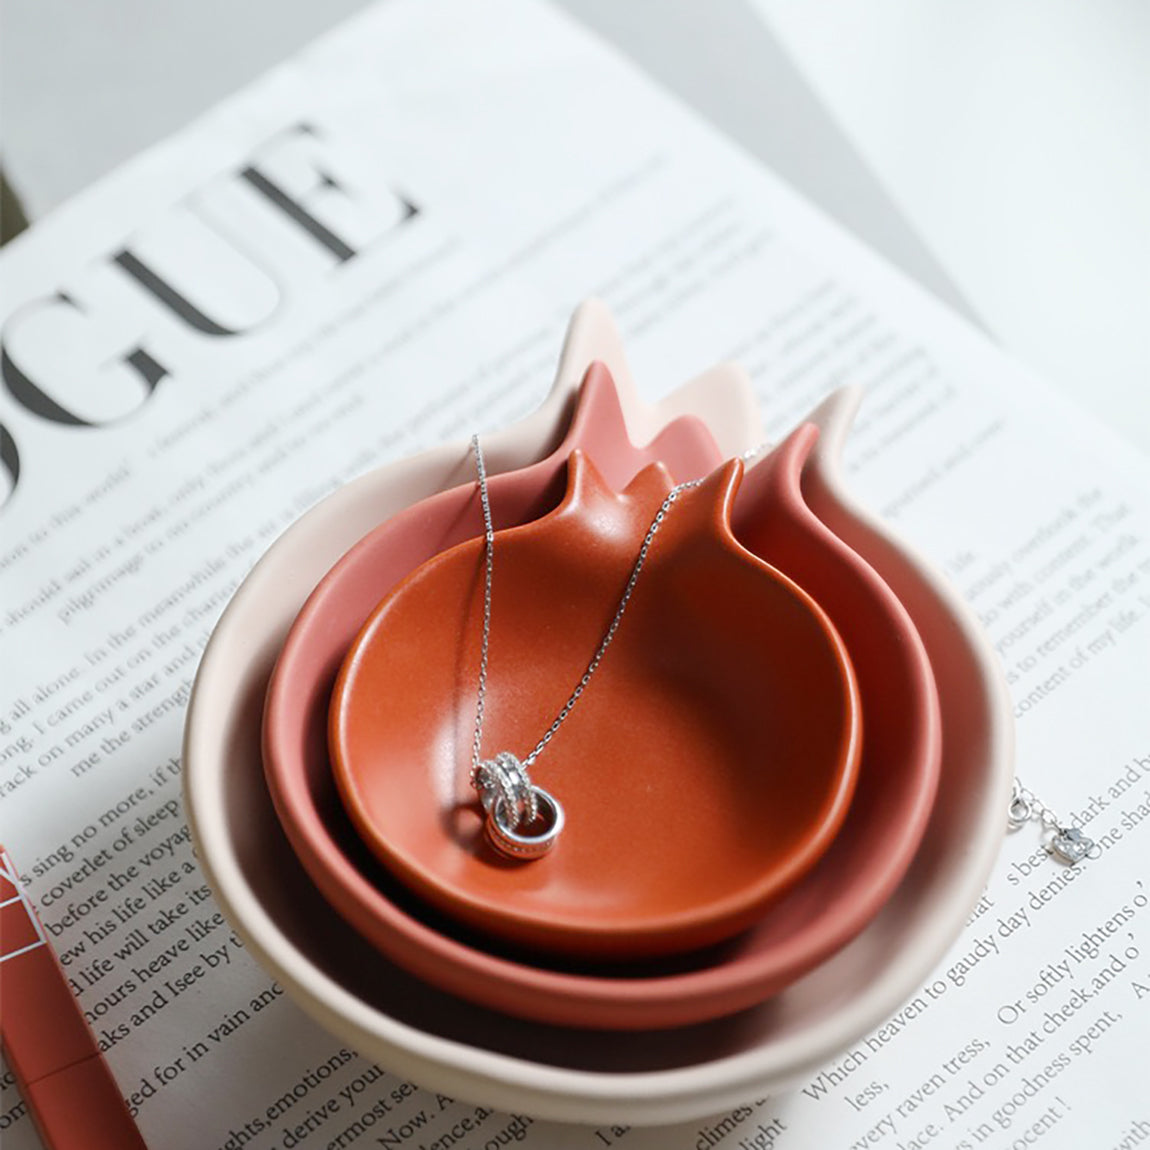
[{"left": 2, "top": 0, "right": 1148, "bottom": 1146}]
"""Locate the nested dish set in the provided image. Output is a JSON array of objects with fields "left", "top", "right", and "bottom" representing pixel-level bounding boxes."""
[{"left": 183, "top": 300, "right": 1013, "bottom": 1125}]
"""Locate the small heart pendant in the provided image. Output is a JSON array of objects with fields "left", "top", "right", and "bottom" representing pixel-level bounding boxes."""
[{"left": 1050, "top": 826, "right": 1092, "bottom": 865}]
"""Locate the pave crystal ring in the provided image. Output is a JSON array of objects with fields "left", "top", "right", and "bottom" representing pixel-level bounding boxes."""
[
  {"left": 472, "top": 752, "right": 537, "bottom": 827},
  {"left": 471, "top": 753, "right": 562, "bottom": 860}
]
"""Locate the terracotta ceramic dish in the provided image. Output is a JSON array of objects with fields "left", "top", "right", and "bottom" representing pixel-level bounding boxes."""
[
  {"left": 330, "top": 450, "right": 860, "bottom": 959},
  {"left": 184, "top": 305, "right": 1012, "bottom": 1124}
]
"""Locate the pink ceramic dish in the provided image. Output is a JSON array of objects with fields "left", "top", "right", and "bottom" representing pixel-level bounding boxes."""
[
  {"left": 328, "top": 449, "right": 860, "bottom": 960},
  {"left": 730, "top": 421, "right": 942, "bottom": 954},
  {"left": 263, "top": 415, "right": 933, "bottom": 1030},
  {"left": 268, "top": 362, "right": 799, "bottom": 966}
]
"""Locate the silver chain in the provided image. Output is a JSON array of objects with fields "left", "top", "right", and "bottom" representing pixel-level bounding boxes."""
[
  {"left": 469, "top": 434, "right": 703, "bottom": 777},
  {"left": 467, "top": 434, "right": 1085, "bottom": 866},
  {"left": 468, "top": 435, "right": 496, "bottom": 780},
  {"left": 1007, "top": 777, "right": 1095, "bottom": 864},
  {"left": 1008, "top": 780, "right": 1062, "bottom": 834}
]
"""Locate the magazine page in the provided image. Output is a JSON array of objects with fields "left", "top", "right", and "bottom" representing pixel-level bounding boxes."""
[{"left": 2, "top": 1, "right": 1148, "bottom": 1147}]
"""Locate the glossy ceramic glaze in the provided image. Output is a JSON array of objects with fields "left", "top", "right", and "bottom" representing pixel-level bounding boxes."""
[
  {"left": 183, "top": 305, "right": 1011, "bottom": 1124},
  {"left": 330, "top": 451, "right": 859, "bottom": 958}
]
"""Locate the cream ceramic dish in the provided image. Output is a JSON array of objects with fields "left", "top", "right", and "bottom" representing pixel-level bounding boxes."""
[{"left": 184, "top": 305, "right": 1013, "bottom": 1125}]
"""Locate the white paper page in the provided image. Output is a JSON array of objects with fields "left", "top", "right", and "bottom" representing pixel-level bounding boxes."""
[{"left": 2, "top": 1, "right": 1148, "bottom": 1148}]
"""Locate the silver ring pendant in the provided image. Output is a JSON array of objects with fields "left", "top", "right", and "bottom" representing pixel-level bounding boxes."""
[
  {"left": 473, "top": 752, "right": 537, "bottom": 827},
  {"left": 466, "top": 435, "right": 706, "bottom": 864},
  {"left": 485, "top": 787, "right": 565, "bottom": 861}
]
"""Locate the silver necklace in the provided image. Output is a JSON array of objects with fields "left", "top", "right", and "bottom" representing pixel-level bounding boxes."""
[
  {"left": 1007, "top": 781, "right": 1095, "bottom": 865},
  {"left": 468, "top": 435, "right": 703, "bottom": 860},
  {"left": 468, "top": 437, "right": 1086, "bottom": 868}
]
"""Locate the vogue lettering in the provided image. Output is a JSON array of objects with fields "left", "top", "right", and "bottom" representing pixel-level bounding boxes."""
[{"left": 0, "top": 122, "right": 419, "bottom": 509}]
